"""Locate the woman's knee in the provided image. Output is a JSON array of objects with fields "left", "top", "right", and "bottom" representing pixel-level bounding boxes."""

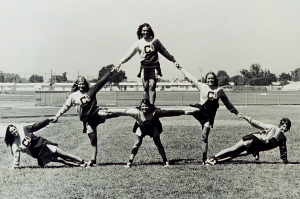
[{"left": 88, "top": 132, "right": 97, "bottom": 146}]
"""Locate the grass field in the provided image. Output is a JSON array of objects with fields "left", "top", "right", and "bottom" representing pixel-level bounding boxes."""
[{"left": 0, "top": 105, "right": 300, "bottom": 198}]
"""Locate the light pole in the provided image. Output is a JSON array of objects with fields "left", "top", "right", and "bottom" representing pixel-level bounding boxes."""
[{"left": 199, "top": 68, "right": 202, "bottom": 82}]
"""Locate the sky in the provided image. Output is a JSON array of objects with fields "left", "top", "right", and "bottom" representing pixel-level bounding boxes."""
[{"left": 1, "top": 0, "right": 300, "bottom": 82}]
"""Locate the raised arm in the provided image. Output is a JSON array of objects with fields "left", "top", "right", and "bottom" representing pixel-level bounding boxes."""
[
  {"left": 24, "top": 119, "right": 51, "bottom": 133},
  {"left": 87, "top": 67, "right": 116, "bottom": 99},
  {"left": 177, "top": 67, "right": 201, "bottom": 91}
]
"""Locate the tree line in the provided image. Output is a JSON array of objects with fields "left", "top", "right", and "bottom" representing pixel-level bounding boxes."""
[{"left": 0, "top": 63, "right": 298, "bottom": 86}]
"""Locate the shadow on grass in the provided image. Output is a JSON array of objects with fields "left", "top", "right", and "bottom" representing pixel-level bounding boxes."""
[
  {"left": 15, "top": 165, "right": 80, "bottom": 169},
  {"left": 218, "top": 160, "right": 300, "bottom": 165}
]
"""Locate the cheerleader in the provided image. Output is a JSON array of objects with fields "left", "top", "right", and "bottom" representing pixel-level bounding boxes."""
[
  {"left": 51, "top": 66, "right": 119, "bottom": 167},
  {"left": 117, "top": 23, "right": 180, "bottom": 105},
  {"left": 206, "top": 116, "right": 291, "bottom": 165},
  {"left": 4, "top": 118, "right": 86, "bottom": 168},
  {"left": 107, "top": 99, "right": 198, "bottom": 168},
  {"left": 177, "top": 66, "right": 240, "bottom": 164}
]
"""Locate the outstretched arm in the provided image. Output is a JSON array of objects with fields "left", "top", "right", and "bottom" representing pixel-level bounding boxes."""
[
  {"left": 118, "top": 42, "right": 138, "bottom": 67},
  {"left": 25, "top": 119, "right": 51, "bottom": 133},
  {"left": 219, "top": 90, "right": 239, "bottom": 115},
  {"left": 87, "top": 66, "right": 117, "bottom": 99},
  {"left": 155, "top": 107, "right": 198, "bottom": 118},
  {"left": 176, "top": 67, "right": 201, "bottom": 91},
  {"left": 241, "top": 115, "right": 273, "bottom": 130},
  {"left": 52, "top": 95, "right": 74, "bottom": 122}
]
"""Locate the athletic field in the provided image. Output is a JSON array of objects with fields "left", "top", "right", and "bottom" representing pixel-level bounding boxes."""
[{"left": 0, "top": 105, "right": 299, "bottom": 198}]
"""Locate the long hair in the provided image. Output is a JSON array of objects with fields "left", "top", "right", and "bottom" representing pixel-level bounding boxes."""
[
  {"left": 136, "top": 23, "right": 155, "bottom": 39},
  {"left": 136, "top": 99, "right": 156, "bottom": 112},
  {"left": 4, "top": 124, "right": 16, "bottom": 147},
  {"left": 204, "top": 71, "right": 218, "bottom": 87},
  {"left": 71, "top": 76, "right": 90, "bottom": 93},
  {"left": 279, "top": 118, "right": 291, "bottom": 131}
]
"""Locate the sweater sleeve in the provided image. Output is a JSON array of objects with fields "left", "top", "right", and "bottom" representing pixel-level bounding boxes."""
[
  {"left": 155, "top": 108, "right": 185, "bottom": 118},
  {"left": 87, "top": 71, "right": 113, "bottom": 99},
  {"left": 25, "top": 119, "right": 50, "bottom": 133},
  {"left": 154, "top": 39, "right": 176, "bottom": 62},
  {"left": 11, "top": 144, "right": 20, "bottom": 168},
  {"left": 181, "top": 68, "right": 202, "bottom": 91},
  {"left": 248, "top": 119, "right": 274, "bottom": 131},
  {"left": 219, "top": 89, "right": 239, "bottom": 115},
  {"left": 55, "top": 94, "right": 74, "bottom": 118},
  {"left": 279, "top": 138, "right": 288, "bottom": 163},
  {"left": 120, "top": 41, "right": 139, "bottom": 64}
]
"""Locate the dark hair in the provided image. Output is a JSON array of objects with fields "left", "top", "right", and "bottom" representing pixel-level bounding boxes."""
[
  {"left": 136, "top": 99, "right": 156, "bottom": 112},
  {"left": 71, "top": 76, "right": 90, "bottom": 93},
  {"left": 137, "top": 23, "right": 155, "bottom": 39},
  {"left": 279, "top": 118, "right": 291, "bottom": 131},
  {"left": 4, "top": 125, "right": 16, "bottom": 147},
  {"left": 204, "top": 71, "right": 218, "bottom": 87}
]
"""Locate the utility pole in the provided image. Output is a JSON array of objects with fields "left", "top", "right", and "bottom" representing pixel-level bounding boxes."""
[
  {"left": 199, "top": 68, "right": 202, "bottom": 82},
  {"left": 50, "top": 69, "right": 52, "bottom": 89}
]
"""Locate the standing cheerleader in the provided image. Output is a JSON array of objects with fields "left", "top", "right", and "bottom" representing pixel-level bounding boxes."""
[
  {"left": 52, "top": 66, "right": 119, "bottom": 167},
  {"left": 117, "top": 23, "right": 180, "bottom": 104},
  {"left": 107, "top": 99, "right": 198, "bottom": 168},
  {"left": 177, "top": 65, "right": 240, "bottom": 164}
]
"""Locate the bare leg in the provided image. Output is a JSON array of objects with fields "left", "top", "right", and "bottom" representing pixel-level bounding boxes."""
[
  {"left": 153, "top": 135, "right": 167, "bottom": 163},
  {"left": 128, "top": 135, "right": 143, "bottom": 163},
  {"left": 201, "top": 126, "right": 210, "bottom": 162},
  {"left": 215, "top": 140, "right": 247, "bottom": 161},
  {"left": 87, "top": 129, "right": 97, "bottom": 164},
  {"left": 142, "top": 78, "right": 150, "bottom": 101},
  {"left": 149, "top": 78, "right": 157, "bottom": 105},
  {"left": 53, "top": 148, "right": 83, "bottom": 166}
]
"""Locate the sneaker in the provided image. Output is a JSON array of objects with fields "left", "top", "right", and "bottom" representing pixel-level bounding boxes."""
[
  {"left": 164, "top": 161, "right": 170, "bottom": 167},
  {"left": 79, "top": 161, "right": 88, "bottom": 167},
  {"left": 205, "top": 158, "right": 217, "bottom": 165},
  {"left": 124, "top": 163, "right": 132, "bottom": 168},
  {"left": 84, "top": 160, "right": 96, "bottom": 168}
]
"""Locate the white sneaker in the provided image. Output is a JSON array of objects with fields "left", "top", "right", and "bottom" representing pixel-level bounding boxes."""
[
  {"left": 205, "top": 158, "right": 217, "bottom": 165},
  {"left": 164, "top": 162, "right": 170, "bottom": 167},
  {"left": 124, "top": 163, "right": 132, "bottom": 168}
]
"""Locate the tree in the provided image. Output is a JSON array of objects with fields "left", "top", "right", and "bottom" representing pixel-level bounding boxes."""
[
  {"left": 249, "top": 63, "right": 263, "bottom": 78},
  {"left": 98, "top": 64, "right": 127, "bottom": 85},
  {"left": 216, "top": 70, "right": 230, "bottom": 86},
  {"left": 279, "top": 72, "right": 292, "bottom": 85},
  {"left": 230, "top": 75, "right": 248, "bottom": 85},
  {"left": 240, "top": 69, "right": 251, "bottom": 79},
  {"left": 29, "top": 74, "right": 44, "bottom": 83},
  {"left": 0, "top": 73, "right": 23, "bottom": 83},
  {"left": 291, "top": 68, "right": 300, "bottom": 81}
]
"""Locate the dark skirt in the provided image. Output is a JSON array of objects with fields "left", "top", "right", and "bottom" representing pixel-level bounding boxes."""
[
  {"left": 242, "top": 133, "right": 264, "bottom": 157},
  {"left": 132, "top": 121, "right": 162, "bottom": 138},
  {"left": 193, "top": 110, "right": 215, "bottom": 128},
  {"left": 28, "top": 137, "right": 58, "bottom": 167}
]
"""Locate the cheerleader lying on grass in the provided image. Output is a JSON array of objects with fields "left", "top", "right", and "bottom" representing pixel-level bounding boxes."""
[
  {"left": 106, "top": 99, "right": 198, "bottom": 168},
  {"left": 4, "top": 118, "right": 86, "bottom": 169},
  {"left": 205, "top": 115, "right": 291, "bottom": 165}
]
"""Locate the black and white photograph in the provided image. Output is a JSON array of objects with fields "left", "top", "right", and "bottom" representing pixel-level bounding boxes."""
[{"left": 1, "top": 0, "right": 300, "bottom": 198}]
